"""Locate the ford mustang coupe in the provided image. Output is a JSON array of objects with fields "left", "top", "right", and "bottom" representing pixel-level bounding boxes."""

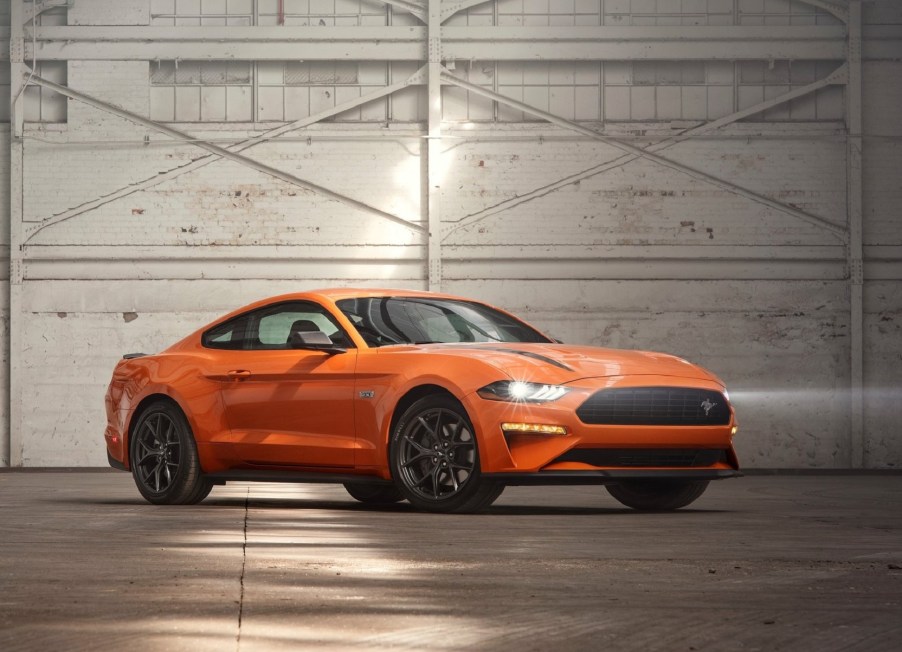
[{"left": 104, "top": 288, "right": 740, "bottom": 512}]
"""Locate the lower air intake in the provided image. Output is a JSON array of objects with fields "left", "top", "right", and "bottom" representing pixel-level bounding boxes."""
[{"left": 554, "top": 448, "right": 727, "bottom": 468}]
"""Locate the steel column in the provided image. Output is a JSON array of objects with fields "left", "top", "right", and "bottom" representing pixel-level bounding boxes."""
[
  {"left": 7, "top": 0, "right": 26, "bottom": 465},
  {"left": 847, "top": 1, "right": 865, "bottom": 468},
  {"left": 427, "top": 0, "right": 443, "bottom": 291}
]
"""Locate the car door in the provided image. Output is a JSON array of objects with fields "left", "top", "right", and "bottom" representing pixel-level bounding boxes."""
[{"left": 204, "top": 301, "right": 358, "bottom": 468}]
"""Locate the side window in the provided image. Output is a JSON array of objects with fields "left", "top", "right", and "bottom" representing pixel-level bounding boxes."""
[
  {"left": 202, "top": 315, "right": 250, "bottom": 349},
  {"left": 204, "top": 301, "right": 353, "bottom": 351}
]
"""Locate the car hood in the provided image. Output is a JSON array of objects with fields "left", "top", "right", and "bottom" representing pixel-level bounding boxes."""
[{"left": 385, "top": 342, "right": 722, "bottom": 386}]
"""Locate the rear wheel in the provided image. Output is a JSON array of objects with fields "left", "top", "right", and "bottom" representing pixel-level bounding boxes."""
[
  {"left": 391, "top": 395, "right": 503, "bottom": 513},
  {"left": 130, "top": 401, "right": 212, "bottom": 505},
  {"left": 343, "top": 483, "right": 405, "bottom": 505},
  {"left": 606, "top": 479, "right": 709, "bottom": 511}
]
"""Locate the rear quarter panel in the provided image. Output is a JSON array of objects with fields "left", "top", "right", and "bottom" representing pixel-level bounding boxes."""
[{"left": 105, "top": 352, "right": 232, "bottom": 472}]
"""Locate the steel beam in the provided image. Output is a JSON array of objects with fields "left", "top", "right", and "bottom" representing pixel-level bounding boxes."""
[
  {"left": 442, "top": 71, "right": 848, "bottom": 241},
  {"left": 26, "top": 73, "right": 423, "bottom": 234},
  {"left": 30, "top": 26, "right": 426, "bottom": 61},
  {"left": 25, "top": 25, "right": 847, "bottom": 61},
  {"left": 442, "top": 26, "right": 846, "bottom": 61},
  {"left": 25, "top": 70, "right": 428, "bottom": 241},
  {"left": 847, "top": 2, "right": 865, "bottom": 468}
]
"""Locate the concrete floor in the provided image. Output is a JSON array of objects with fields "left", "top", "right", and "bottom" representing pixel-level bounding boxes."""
[{"left": 1, "top": 472, "right": 900, "bottom": 651}]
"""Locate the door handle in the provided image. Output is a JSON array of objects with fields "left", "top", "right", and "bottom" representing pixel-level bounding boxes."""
[{"left": 227, "top": 370, "right": 252, "bottom": 381}]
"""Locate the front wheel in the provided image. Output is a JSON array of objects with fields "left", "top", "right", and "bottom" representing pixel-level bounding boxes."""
[
  {"left": 606, "top": 479, "right": 709, "bottom": 511},
  {"left": 390, "top": 395, "right": 503, "bottom": 513},
  {"left": 130, "top": 401, "right": 212, "bottom": 505}
]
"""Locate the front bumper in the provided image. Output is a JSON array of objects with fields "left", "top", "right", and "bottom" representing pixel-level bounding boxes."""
[{"left": 463, "top": 375, "right": 739, "bottom": 475}]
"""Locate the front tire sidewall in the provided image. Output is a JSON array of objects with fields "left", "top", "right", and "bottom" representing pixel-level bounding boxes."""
[
  {"left": 606, "top": 479, "right": 709, "bottom": 511},
  {"left": 390, "top": 395, "right": 498, "bottom": 513}
]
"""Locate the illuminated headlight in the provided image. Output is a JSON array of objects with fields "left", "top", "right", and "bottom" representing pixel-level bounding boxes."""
[
  {"left": 477, "top": 380, "right": 570, "bottom": 403},
  {"left": 723, "top": 389, "right": 731, "bottom": 402},
  {"left": 502, "top": 423, "right": 568, "bottom": 436}
]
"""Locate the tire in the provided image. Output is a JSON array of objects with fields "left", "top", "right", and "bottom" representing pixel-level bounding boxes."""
[
  {"left": 606, "top": 479, "right": 709, "bottom": 511},
  {"left": 130, "top": 401, "right": 212, "bottom": 505},
  {"left": 390, "top": 395, "right": 503, "bottom": 513},
  {"left": 343, "top": 482, "right": 405, "bottom": 505}
]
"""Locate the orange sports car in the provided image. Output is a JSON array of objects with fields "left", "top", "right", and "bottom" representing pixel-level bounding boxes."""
[{"left": 104, "top": 288, "right": 739, "bottom": 512}]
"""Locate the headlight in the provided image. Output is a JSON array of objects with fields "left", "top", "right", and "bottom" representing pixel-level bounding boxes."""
[{"left": 477, "top": 380, "right": 570, "bottom": 403}]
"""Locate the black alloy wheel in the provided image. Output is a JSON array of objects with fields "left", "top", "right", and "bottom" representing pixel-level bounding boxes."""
[
  {"left": 390, "top": 395, "right": 503, "bottom": 513},
  {"left": 130, "top": 401, "right": 212, "bottom": 505},
  {"left": 605, "top": 479, "right": 709, "bottom": 511}
]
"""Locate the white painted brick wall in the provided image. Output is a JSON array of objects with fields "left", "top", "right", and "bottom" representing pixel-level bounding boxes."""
[
  {"left": 69, "top": 0, "right": 149, "bottom": 26},
  {"left": 2, "top": 2, "right": 901, "bottom": 468}
]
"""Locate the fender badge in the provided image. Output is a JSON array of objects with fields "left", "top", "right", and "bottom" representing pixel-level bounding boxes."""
[{"left": 359, "top": 390, "right": 375, "bottom": 399}]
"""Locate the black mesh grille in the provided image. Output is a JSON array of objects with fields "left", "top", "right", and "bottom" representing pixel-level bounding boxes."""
[
  {"left": 576, "top": 387, "right": 730, "bottom": 426},
  {"left": 554, "top": 448, "right": 727, "bottom": 468}
]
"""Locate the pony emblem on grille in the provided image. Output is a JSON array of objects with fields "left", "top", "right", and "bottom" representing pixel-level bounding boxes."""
[{"left": 700, "top": 399, "right": 717, "bottom": 415}]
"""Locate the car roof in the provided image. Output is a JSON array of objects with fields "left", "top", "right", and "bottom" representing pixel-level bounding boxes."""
[
  {"left": 204, "top": 288, "right": 482, "bottom": 328},
  {"left": 269, "top": 287, "right": 474, "bottom": 304}
]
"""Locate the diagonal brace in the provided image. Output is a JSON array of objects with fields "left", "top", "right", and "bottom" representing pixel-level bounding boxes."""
[
  {"left": 25, "top": 68, "right": 428, "bottom": 241},
  {"left": 442, "top": 0, "right": 493, "bottom": 23},
  {"left": 441, "top": 70, "right": 848, "bottom": 242},
  {"left": 378, "top": 0, "right": 426, "bottom": 22},
  {"left": 444, "top": 64, "right": 851, "bottom": 237},
  {"left": 25, "top": 73, "right": 424, "bottom": 235}
]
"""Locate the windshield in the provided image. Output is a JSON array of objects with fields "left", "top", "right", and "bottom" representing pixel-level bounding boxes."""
[{"left": 335, "top": 297, "right": 552, "bottom": 348}]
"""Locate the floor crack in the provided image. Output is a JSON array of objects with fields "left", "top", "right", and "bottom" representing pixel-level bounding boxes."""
[{"left": 236, "top": 487, "right": 249, "bottom": 651}]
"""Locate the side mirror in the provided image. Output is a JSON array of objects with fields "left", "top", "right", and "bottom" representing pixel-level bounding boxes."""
[{"left": 290, "top": 330, "right": 347, "bottom": 354}]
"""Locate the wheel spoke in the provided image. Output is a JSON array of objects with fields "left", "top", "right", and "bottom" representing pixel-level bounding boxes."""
[
  {"left": 433, "top": 410, "right": 443, "bottom": 441},
  {"left": 402, "top": 452, "right": 431, "bottom": 467},
  {"left": 447, "top": 467, "right": 459, "bottom": 492},
  {"left": 152, "top": 414, "right": 163, "bottom": 443},
  {"left": 136, "top": 451, "right": 157, "bottom": 466},
  {"left": 416, "top": 415, "right": 440, "bottom": 444},
  {"left": 430, "top": 464, "right": 442, "bottom": 498},
  {"left": 412, "top": 466, "right": 436, "bottom": 489},
  {"left": 152, "top": 461, "right": 163, "bottom": 492},
  {"left": 403, "top": 435, "right": 433, "bottom": 456}
]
